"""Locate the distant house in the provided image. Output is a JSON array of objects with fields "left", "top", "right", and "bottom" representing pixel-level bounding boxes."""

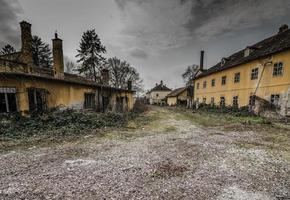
[
  {"left": 167, "top": 87, "right": 188, "bottom": 106},
  {"left": 147, "top": 81, "right": 171, "bottom": 105}
]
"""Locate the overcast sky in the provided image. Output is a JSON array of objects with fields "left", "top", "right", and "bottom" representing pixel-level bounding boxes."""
[{"left": 1, "top": 0, "right": 290, "bottom": 90}]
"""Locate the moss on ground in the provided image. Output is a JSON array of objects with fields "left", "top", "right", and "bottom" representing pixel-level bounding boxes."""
[{"left": 170, "top": 106, "right": 290, "bottom": 162}]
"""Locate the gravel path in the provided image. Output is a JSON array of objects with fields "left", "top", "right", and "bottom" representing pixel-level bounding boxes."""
[{"left": 0, "top": 107, "right": 290, "bottom": 199}]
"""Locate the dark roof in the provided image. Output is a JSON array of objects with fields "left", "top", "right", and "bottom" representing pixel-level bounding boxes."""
[
  {"left": 0, "top": 72, "right": 134, "bottom": 93},
  {"left": 196, "top": 27, "right": 290, "bottom": 79},
  {"left": 150, "top": 83, "right": 171, "bottom": 92},
  {"left": 167, "top": 87, "right": 186, "bottom": 97}
]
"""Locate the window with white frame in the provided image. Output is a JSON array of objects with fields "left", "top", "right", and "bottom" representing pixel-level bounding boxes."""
[
  {"left": 203, "top": 81, "right": 207, "bottom": 89},
  {"left": 233, "top": 96, "right": 239, "bottom": 108},
  {"left": 196, "top": 83, "right": 200, "bottom": 89},
  {"left": 211, "top": 79, "right": 215, "bottom": 87},
  {"left": 249, "top": 95, "right": 256, "bottom": 107},
  {"left": 270, "top": 94, "right": 280, "bottom": 107},
  {"left": 234, "top": 72, "right": 240, "bottom": 83},
  {"left": 211, "top": 97, "right": 215, "bottom": 105},
  {"left": 221, "top": 76, "right": 227, "bottom": 85},
  {"left": 220, "top": 96, "right": 225, "bottom": 107},
  {"left": 251, "top": 68, "right": 259, "bottom": 80},
  {"left": 273, "top": 62, "right": 283, "bottom": 76}
]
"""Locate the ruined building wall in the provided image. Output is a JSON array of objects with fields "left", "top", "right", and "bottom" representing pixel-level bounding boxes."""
[{"left": 0, "top": 76, "right": 134, "bottom": 114}]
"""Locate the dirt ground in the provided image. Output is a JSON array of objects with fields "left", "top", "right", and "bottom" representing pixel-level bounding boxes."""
[{"left": 0, "top": 106, "right": 290, "bottom": 200}]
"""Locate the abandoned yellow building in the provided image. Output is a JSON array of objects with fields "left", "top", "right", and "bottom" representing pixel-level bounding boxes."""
[
  {"left": 167, "top": 87, "right": 188, "bottom": 106},
  {"left": 0, "top": 21, "right": 134, "bottom": 115},
  {"left": 194, "top": 25, "right": 290, "bottom": 116}
]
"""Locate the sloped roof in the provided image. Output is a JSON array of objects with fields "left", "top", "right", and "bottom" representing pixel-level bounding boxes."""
[
  {"left": 0, "top": 72, "right": 134, "bottom": 93},
  {"left": 150, "top": 83, "right": 171, "bottom": 92},
  {"left": 167, "top": 87, "right": 187, "bottom": 97},
  {"left": 196, "top": 26, "right": 290, "bottom": 79}
]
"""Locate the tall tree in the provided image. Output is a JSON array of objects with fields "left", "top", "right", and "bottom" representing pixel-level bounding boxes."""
[
  {"left": 76, "top": 29, "right": 106, "bottom": 81},
  {"left": 107, "top": 57, "right": 144, "bottom": 94},
  {"left": 0, "top": 44, "right": 16, "bottom": 55},
  {"left": 32, "top": 35, "right": 52, "bottom": 68},
  {"left": 182, "top": 64, "right": 200, "bottom": 85}
]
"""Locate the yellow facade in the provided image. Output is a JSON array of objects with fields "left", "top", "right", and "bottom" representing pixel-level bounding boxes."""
[
  {"left": 167, "top": 97, "right": 177, "bottom": 106},
  {"left": 194, "top": 50, "right": 290, "bottom": 112},
  {"left": 167, "top": 90, "right": 188, "bottom": 106},
  {"left": 0, "top": 21, "right": 134, "bottom": 115},
  {"left": 0, "top": 75, "right": 134, "bottom": 115}
]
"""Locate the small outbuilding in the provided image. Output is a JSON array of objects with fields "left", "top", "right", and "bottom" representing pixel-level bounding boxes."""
[{"left": 167, "top": 87, "right": 188, "bottom": 106}]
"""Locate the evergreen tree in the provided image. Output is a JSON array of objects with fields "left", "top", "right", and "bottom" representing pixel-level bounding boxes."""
[
  {"left": 76, "top": 29, "right": 106, "bottom": 81},
  {"left": 32, "top": 35, "right": 52, "bottom": 68},
  {"left": 0, "top": 44, "right": 16, "bottom": 55}
]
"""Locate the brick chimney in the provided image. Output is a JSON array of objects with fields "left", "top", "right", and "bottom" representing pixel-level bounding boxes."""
[
  {"left": 200, "top": 50, "right": 204, "bottom": 71},
  {"left": 52, "top": 32, "right": 64, "bottom": 78},
  {"left": 101, "top": 69, "right": 110, "bottom": 86},
  {"left": 20, "top": 21, "right": 33, "bottom": 67}
]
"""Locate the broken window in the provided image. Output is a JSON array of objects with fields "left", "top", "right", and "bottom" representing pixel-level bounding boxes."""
[
  {"left": 0, "top": 88, "right": 17, "bottom": 113},
  {"left": 221, "top": 76, "right": 227, "bottom": 85},
  {"left": 28, "top": 88, "right": 48, "bottom": 112},
  {"left": 196, "top": 83, "right": 200, "bottom": 89},
  {"left": 202, "top": 98, "right": 206, "bottom": 103},
  {"left": 251, "top": 68, "right": 259, "bottom": 80},
  {"left": 273, "top": 62, "right": 283, "bottom": 76},
  {"left": 84, "top": 93, "right": 95, "bottom": 109},
  {"left": 233, "top": 96, "right": 239, "bottom": 108},
  {"left": 270, "top": 94, "right": 280, "bottom": 107},
  {"left": 220, "top": 96, "right": 226, "bottom": 107},
  {"left": 234, "top": 72, "right": 240, "bottom": 83}
]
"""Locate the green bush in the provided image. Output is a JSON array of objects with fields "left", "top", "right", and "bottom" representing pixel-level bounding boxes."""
[
  {"left": 196, "top": 103, "right": 253, "bottom": 117},
  {"left": 0, "top": 109, "right": 128, "bottom": 139}
]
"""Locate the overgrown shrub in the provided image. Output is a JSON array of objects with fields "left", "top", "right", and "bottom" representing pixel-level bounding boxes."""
[
  {"left": 0, "top": 109, "right": 128, "bottom": 139},
  {"left": 132, "top": 99, "right": 149, "bottom": 114},
  {"left": 196, "top": 103, "right": 253, "bottom": 117}
]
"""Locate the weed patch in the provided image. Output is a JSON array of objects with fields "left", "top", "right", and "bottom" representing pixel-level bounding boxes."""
[{"left": 150, "top": 159, "right": 187, "bottom": 178}]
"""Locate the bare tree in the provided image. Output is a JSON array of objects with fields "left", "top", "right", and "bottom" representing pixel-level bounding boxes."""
[
  {"left": 107, "top": 57, "right": 144, "bottom": 93},
  {"left": 182, "top": 64, "right": 200, "bottom": 85},
  {"left": 65, "top": 61, "right": 77, "bottom": 74}
]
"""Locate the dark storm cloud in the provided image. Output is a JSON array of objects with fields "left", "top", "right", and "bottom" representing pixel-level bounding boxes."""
[
  {"left": 183, "top": 0, "right": 290, "bottom": 40},
  {"left": 0, "top": 0, "right": 22, "bottom": 48},
  {"left": 129, "top": 48, "right": 148, "bottom": 59}
]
